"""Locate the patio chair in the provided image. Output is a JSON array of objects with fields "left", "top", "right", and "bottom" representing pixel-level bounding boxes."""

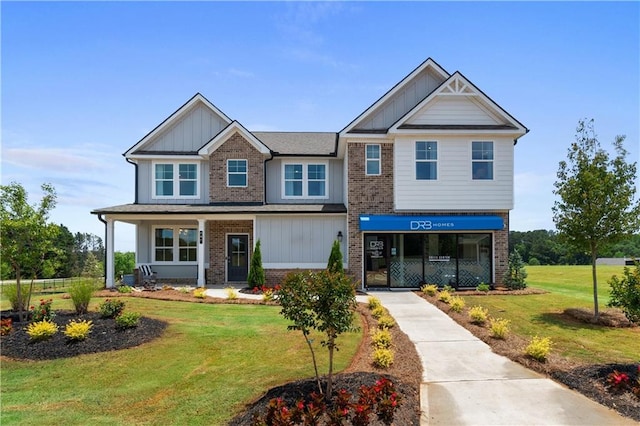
[{"left": 139, "top": 264, "right": 157, "bottom": 289}]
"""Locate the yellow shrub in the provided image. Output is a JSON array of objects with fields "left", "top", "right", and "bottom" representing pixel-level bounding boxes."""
[
  {"left": 64, "top": 320, "right": 93, "bottom": 341},
  {"left": 371, "top": 305, "right": 386, "bottom": 319},
  {"left": 224, "top": 287, "right": 238, "bottom": 300},
  {"left": 377, "top": 315, "right": 395, "bottom": 329},
  {"left": 438, "top": 290, "right": 452, "bottom": 303},
  {"left": 468, "top": 306, "right": 489, "bottom": 324},
  {"left": 489, "top": 318, "right": 511, "bottom": 339},
  {"left": 193, "top": 288, "right": 207, "bottom": 299},
  {"left": 421, "top": 284, "right": 438, "bottom": 296},
  {"left": 373, "top": 348, "right": 394, "bottom": 368},
  {"left": 26, "top": 320, "right": 58, "bottom": 341},
  {"left": 449, "top": 296, "right": 465, "bottom": 312},
  {"left": 525, "top": 336, "right": 553, "bottom": 361},
  {"left": 371, "top": 329, "right": 392, "bottom": 349},
  {"left": 367, "top": 296, "right": 382, "bottom": 310}
]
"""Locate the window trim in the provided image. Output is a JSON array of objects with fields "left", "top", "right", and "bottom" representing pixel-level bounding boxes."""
[
  {"left": 151, "top": 161, "right": 200, "bottom": 199},
  {"left": 281, "top": 161, "right": 329, "bottom": 199},
  {"left": 152, "top": 226, "right": 198, "bottom": 264},
  {"left": 227, "top": 159, "right": 248, "bottom": 187},
  {"left": 365, "top": 144, "right": 381, "bottom": 176},
  {"left": 471, "top": 141, "right": 494, "bottom": 180},
  {"left": 415, "top": 141, "right": 438, "bottom": 181}
]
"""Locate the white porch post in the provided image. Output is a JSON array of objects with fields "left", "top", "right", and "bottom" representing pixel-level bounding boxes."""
[
  {"left": 197, "top": 219, "right": 206, "bottom": 287},
  {"left": 106, "top": 218, "right": 115, "bottom": 288}
]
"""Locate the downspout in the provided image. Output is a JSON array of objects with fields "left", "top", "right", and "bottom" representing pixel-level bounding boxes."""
[
  {"left": 97, "top": 213, "right": 108, "bottom": 285},
  {"left": 263, "top": 151, "right": 274, "bottom": 205},
  {"left": 125, "top": 157, "right": 139, "bottom": 203}
]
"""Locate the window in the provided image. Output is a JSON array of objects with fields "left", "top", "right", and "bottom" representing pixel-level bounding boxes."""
[
  {"left": 227, "top": 159, "right": 247, "bottom": 187},
  {"left": 153, "top": 227, "right": 197, "bottom": 263},
  {"left": 366, "top": 144, "right": 381, "bottom": 175},
  {"left": 153, "top": 163, "right": 199, "bottom": 198},
  {"left": 283, "top": 162, "right": 328, "bottom": 198},
  {"left": 416, "top": 141, "right": 437, "bottom": 180},
  {"left": 472, "top": 141, "right": 493, "bottom": 180}
]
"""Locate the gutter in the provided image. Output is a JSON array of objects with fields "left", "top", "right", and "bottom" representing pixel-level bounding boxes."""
[
  {"left": 125, "top": 157, "right": 139, "bottom": 203},
  {"left": 97, "top": 213, "right": 108, "bottom": 285},
  {"left": 263, "top": 151, "right": 274, "bottom": 205}
]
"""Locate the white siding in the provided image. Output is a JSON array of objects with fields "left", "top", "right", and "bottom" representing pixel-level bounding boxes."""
[
  {"left": 256, "top": 215, "right": 346, "bottom": 266},
  {"left": 145, "top": 105, "right": 228, "bottom": 152},
  {"left": 394, "top": 136, "right": 514, "bottom": 210},
  {"left": 406, "top": 96, "right": 502, "bottom": 125},
  {"left": 265, "top": 158, "right": 344, "bottom": 204}
]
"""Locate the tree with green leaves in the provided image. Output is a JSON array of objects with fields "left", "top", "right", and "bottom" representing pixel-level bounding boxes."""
[
  {"left": 247, "top": 239, "right": 265, "bottom": 288},
  {"left": 503, "top": 250, "right": 527, "bottom": 290},
  {"left": 0, "top": 182, "right": 58, "bottom": 321},
  {"left": 553, "top": 119, "right": 640, "bottom": 319},
  {"left": 327, "top": 240, "right": 344, "bottom": 274},
  {"left": 114, "top": 251, "right": 136, "bottom": 278},
  {"left": 278, "top": 270, "right": 357, "bottom": 397}
]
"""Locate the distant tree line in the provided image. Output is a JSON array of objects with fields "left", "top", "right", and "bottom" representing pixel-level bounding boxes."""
[
  {"left": 0, "top": 224, "right": 105, "bottom": 280},
  {"left": 509, "top": 230, "right": 640, "bottom": 265}
]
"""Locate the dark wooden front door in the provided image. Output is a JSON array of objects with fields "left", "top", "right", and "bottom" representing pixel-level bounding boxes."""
[{"left": 227, "top": 235, "right": 249, "bottom": 282}]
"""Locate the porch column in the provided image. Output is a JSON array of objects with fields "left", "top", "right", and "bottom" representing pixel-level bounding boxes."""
[
  {"left": 106, "top": 218, "right": 115, "bottom": 288},
  {"left": 197, "top": 218, "right": 206, "bottom": 287}
]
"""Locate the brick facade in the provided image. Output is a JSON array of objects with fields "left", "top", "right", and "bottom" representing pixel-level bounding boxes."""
[
  {"left": 209, "top": 132, "right": 265, "bottom": 204},
  {"left": 207, "top": 220, "right": 253, "bottom": 285}
]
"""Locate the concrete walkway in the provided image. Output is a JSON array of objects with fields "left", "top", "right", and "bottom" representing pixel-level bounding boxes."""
[{"left": 372, "top": 291, "right": 637, "bottom": 426}]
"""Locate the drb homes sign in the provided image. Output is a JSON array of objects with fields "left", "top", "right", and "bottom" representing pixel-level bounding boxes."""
[{"left": 359, "top": 215, "right": 504, "bottom": 232}]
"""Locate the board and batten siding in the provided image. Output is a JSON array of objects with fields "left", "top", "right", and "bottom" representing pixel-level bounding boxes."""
[
  {"left": 406, "top": 96, "right": 503, "bottom": 126},
  {"left": 265, "top": 158, "right": 344, "bottom": 204},
  {"left": 394, "top": 136, "right": 514, "bottom": 210},
  {"left": 144, "top": 104, "right": 229, "bottom": 152},
  {"left": 136, "top": 159, "right": 209, "bottom": 204},
  {"left": 256, "top": 215, "right": 347, "bottom": 267}
]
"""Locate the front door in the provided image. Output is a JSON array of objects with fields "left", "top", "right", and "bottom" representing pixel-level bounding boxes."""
[
  {"left": 364, "top": 234, "right": 389, "bottom": 288},
  {"left": 227, "top": 235, "right": 249, "bottom": 282}
]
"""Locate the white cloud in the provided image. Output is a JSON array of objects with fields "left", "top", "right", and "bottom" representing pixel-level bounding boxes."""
[{"left": 3, "top": 147, "right": 106, "bottom": 172}]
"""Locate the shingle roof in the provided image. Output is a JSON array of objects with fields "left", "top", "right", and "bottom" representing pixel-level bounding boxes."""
[
  {"left": 252, "top": 132, "right": 337, "bottom": 156},
  {"left": 91, "top": 203, "right": 347, "bottom": 215}
]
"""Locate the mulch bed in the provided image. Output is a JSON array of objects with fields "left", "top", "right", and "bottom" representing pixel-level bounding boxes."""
[{"left": 415, "top": 290, "right": 640, "bottom": 423}]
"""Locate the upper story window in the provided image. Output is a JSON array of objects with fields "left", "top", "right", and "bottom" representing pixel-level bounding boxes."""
[
  {"left": 416, "top": 141, "right": 437, "bottom": 180},
  {"left": 227, "top": 159, "right": 247, "bottom": 187},
  {"left": 153, "top": 227, "right": 197, "bottom": 263},
  {"left": 153, "top": 162, "right": 199, "bottom": 198},
  {"left": 283, "top": 162, "right": 328, "bottom": 198},
  {"left": 366, "top": 144, "right": 381, "bottom": 175},
  {"left": 472, "top": 141, "right": 494, "bottom": 180}
]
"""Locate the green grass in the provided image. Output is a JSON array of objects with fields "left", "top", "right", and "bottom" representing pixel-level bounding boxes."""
[
  {"left": 1, "top": 293, "right": 362, "bottom": 425},
  {"left": 460, "top": 265, "right": 639, "bottom": 364}
]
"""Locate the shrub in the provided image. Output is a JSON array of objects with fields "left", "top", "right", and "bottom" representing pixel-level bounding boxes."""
[
  {"left": 528, "top": 257, "right": 540, "bottom": 266},
  {"left": 371, "top": 328, "right": 392, "bottom": 349},
  {"left": 372, "top": 348, "right": 394, "bottom": 368},
  {"left": 368, "top": 296, "right": 382, "bottom": 310},
  {"left": 64, "top": 319, "right": 93, "bottom": 341},
  {"left": 247, "top": 239, "right": 266, "bottom": 288},
  {"left": 116, "top": 285, "right": 132, "bottom": 294},
  {"left": 26, "top": 320, "right": 58, "bottom": 341},
  {"left": 525, "top": 336, "right": 552, "bottom": 361},
  {"left": 224, "top": 287, "right": 238, "bottom": 300},
  {"left": 377, "top": 315, "right": 395, "bottom": 329},
  {"left": 489, "top": 317, "right": 511, "bottom": 339},
  {"left": 30, "top": 298, "right": 55, "bottom": 322},
  {"left": 468, "top": 306, "right": 489, "bottom": 324},
  {"left": 371, "top": 305, "right": 386, "bottom": 319},
  {"left": 438, "top": 290, "right": 452, "bottom": 303},
  {"left": 449, "top": 296, "right": 465, "bottom": 313},
  {"left": 1, "top": 318, "right": 13, "bottom": 336},
  {"left": 193, "top": 288, "right": 207, "bottom": 299},
  {"left": 607, "top": 262, "right": 640, "bottom": 324},
  {"left": 504, "top": 250, "right": 528, "bottom": 290},
  {"left": 606, "top": 370, "right": 631, "bottom": 392},
  {"left": 115, "top": 312, "right": 141, "bottom": 329},
  {"left": 99, "top": 299, "right": 126, "bottom": 318},
  {"left": 421, "top": 284, "right": 438, "bottom": 296},
  {"left": 68, "top": 279, "right": 96, "bottom": 314},
  {"left": 178, "top": 286, "right": 191, "bottom": 294},
  {"left": 3, "top": 283, "right": 29, "bottom": 312},
  {"left": 327, "top": 239, "right": 344, "bottom": 274},
  {"left": 476, "top": 283, "right": 490, "bottom": 292}
]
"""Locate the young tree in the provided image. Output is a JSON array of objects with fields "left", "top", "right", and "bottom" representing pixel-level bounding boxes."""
[
  {"left": 247, "top": 239, "right": 265, "bottom": 288},
  {"left": 327, "top": 240, "right": 344, "bottom": 274},
  {"left": 0, "top": 182, "right": 58, "bottom": 321},
  {"left": 503, "top": 250, "right": 528, "bottom": 290},
  {"left": 553, "top": 119, "right": 640, "bottom": 319}
]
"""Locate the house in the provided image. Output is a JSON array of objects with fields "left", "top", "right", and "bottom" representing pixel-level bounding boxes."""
[{"left": 92, "top": 58, "right": 528, "bottom": 290}]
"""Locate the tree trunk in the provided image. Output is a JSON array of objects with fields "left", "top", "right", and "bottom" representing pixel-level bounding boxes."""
[
  {"left": 303, "top": 331, "right": 322, "bottom": 395},
  {"left": 326, "top": 339, "right": 335, "bottom": 397},
  {"left": 591, "top": 243, "right": 599, "bottom": 321}
]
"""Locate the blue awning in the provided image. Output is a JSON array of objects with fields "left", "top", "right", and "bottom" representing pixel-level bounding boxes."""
[{"left": 359, "top": 215, "right": 504, "bottom": 231}]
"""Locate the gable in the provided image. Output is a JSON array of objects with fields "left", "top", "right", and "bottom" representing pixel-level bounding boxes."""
[
  {"left": 342, "top": 58, "right": 450, "bottom": 134},
  {"left": 392, "top": 72, "right": 528, "bottom": 134},
  {"left": 125, "top": 93, "right": 232, "bottom": 157},
  {"left": 198, "top": 121, "right": 271, "bottom": 156}
]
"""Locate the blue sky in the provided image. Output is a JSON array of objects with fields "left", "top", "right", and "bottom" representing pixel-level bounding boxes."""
[{"left": 2, "top": 1, "right": 638, "bottom": 253}]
